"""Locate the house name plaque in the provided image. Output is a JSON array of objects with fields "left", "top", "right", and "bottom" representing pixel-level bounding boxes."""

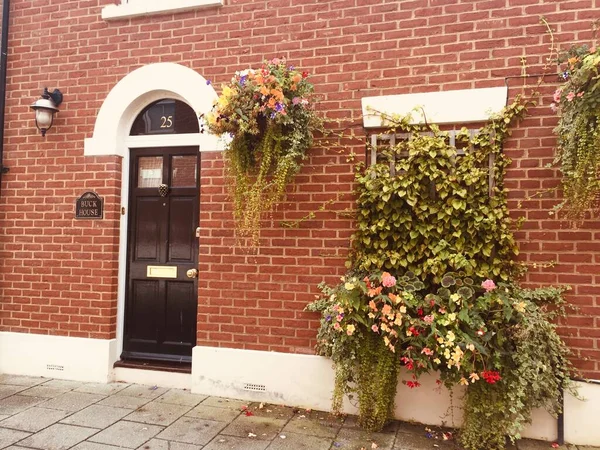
[{"left": 75, "top": 192, "right": 104, "bottom": 219}]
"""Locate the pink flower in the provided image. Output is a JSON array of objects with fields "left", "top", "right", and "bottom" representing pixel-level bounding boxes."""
[
  {"left": 481, "top": 279, "right": 496, "bottom": 292},
  {"left": 292, "top": 97, "right": 301, "bottom": 105},
  {"left": 421, "top": 347, "right": 434, "bottom": 356},
  {"left": 553, "top": 88, "right": 562, "bottom": 103},
  {"left": 334, "top": 322, "right": 341, "bottom": 331},
  {"left": 550, "top": 103, "right": 558, "bottom": 113},
  {"left": 423, "top": 315, "right": 434, "bottom": 323},
  {"left": 566, "top": 91, "right": 576, "bottom": 102},
  {"left": 381, "top": 304, "right": 392, "bottom": 315},
  {"left": 381, "top": 272, "right": 397, "bottom": 287},
  {"left": 577, "top": 91, "right": 584, "bottom": 98},
  {"left": 371, "top": 324, "right": 379, "bottom": 333}
]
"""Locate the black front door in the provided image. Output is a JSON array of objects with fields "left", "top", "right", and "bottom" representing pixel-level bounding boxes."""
[{"left": 122, "top": 147, "right": 199, "bottom": 362}]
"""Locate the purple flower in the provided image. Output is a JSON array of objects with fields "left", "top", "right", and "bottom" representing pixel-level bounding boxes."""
[
  {"left": 275, "top": 102, "right": 284, "bottom": 112},
  {"left": 270, "top": 112, "right": 276, "bottom": 119},
  {"left": 239, "top": 75, "right": 247, "bottom": 86},
  {"left": 206, "top": 80, "right": 211, "bottom": 85},
  {"left": 326, "top": 315, "right": 332, "bottom": 322}
]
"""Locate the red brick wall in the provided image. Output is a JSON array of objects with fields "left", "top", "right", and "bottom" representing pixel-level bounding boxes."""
[{"left": 0, "top": 0, "right": 598, "bottom": 378}]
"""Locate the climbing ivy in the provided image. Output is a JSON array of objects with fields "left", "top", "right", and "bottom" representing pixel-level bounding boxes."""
[{"left": 349, "top": 100, "right": 529, "bottom": 285}]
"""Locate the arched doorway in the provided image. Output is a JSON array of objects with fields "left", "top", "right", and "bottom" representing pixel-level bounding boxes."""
[{"left": 122, "top": 99, "right": 200, "bottom": 363}]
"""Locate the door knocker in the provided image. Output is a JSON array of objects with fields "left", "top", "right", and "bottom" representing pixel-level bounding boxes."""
[{"left": 158, "top": 184, "right": 169, "bottom": 197}]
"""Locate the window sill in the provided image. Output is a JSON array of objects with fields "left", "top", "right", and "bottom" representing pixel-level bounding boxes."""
[{"left": 102, "top": 0, "right": 223, "bottom": 20}]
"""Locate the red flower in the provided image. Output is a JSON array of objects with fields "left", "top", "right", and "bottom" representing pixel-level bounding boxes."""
[
  {"left": 405, "top": 380, "right": 421, "bottom": 389},
  {"left": 302, "top": 71, "right": 309, "bottom": 78},
  {"left": 481, "top": 370, "right": 502, "bottom": 384},
  {"left": 417, "top": 308, "right": 424, "bottom": 317}
]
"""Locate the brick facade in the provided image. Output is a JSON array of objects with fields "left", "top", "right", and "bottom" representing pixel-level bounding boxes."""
[{"left": 0, "top": 0, "right": 599, "bottom": 379}]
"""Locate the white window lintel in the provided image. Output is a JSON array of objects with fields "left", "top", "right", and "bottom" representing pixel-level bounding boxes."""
[
  {"left": 361, "top": 86, "right": 508, "bottom": 128},
  {"left": 102, "top": 0, "right": 223, "bottom": 21}
]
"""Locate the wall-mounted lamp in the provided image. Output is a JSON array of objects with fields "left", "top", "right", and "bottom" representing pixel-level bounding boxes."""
[{"left": 30, "top": 88, "right": 63, "bottom": 137}]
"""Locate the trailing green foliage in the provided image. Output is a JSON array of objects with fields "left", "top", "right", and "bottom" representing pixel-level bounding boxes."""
[
  {"left": 553, "top": 44, "right": 600, "bottom": 221},
  {"left": 204, "top": 58, "right": 321, "bottom": 246},
  {"left": 350, "top": 100, "right": 528, "bottom": 285}
]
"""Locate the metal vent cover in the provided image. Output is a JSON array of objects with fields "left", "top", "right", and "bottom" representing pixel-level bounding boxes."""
[{"left": 243, "top": 382, "right": 266, "bottom": 392}]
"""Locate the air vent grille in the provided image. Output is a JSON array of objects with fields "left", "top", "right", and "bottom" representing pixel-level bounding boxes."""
[
  {"left": 46, "top": 364, "right": 65, "bottom": 371},
  {"left": 243, "top": 382, "right": 266, "bottom": 392}
]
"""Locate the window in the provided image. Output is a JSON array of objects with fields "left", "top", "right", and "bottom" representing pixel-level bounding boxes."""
[
  {"left": 369, "top": 129, "right": 496, "bottom": 196},
  {"left": 102, "top": 0, "right": 223, "bottom": 21}
]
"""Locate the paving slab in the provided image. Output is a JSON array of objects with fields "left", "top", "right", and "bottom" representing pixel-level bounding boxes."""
[
  {"left": 203, "top": 435, "right": 270, "bottom": 450},
  {"left": 333, "top": 428, "right": 396, "bottom": 449},
  {"left": 18, "top": 386, "right": 70, "bottom": 399},
  {"left": 201, "top": 397, "right": 247, "bottom": 410},
  {"left": 0, "top": 385, "right": 27, "bottom": 400},
  {"left": 0, "top": 376, "right": 46, "bottom": 388},
  {"left": 0, "top": 407, "right": 71, "bottom": 432},
  {"left": 3, "top": 446, "right": 39, "bottom": 450},
  {"left": 19, "top": 423, "right": 97, "bottom": 450},
  {"left": 156, "top": 416, "right": 225, "bottom": 445},
  {"left": 246, "top": 403, "right": 295, "bottom": 420},
  {"left": 40, "top": 380, "right": 87, "bottom": 391},
  {"left": 0, "top": 415, "right": 8, "bottom": 421},
  {"left": 114, "top": 385, "right": 168, "bottom": 399},
  {"left": 517, "top": 440, "right": 568, "bottom": 450},
  {"left": 578, "top": 446, "right": 600, "bottom": 450},
  {"left": 41, "top": 392, "right": 105, "bottom": 412},
  {"left": 59, "top": 404, "right": 131, "bottom": 429},
  {"left": 125, "top": 400, "right": 192, "bottom": 426},
  {"left": 281, "top": 411, "right": 343, "bottom": 439},
  {"left": 74, "top": 383, "right": 129, "bottom": 396},
  {"left": 0, "top": 427, "right": 31, "bottom": 448},
  {"left": 97, "top": 395, "right": 151, "bottom": 410},
  {"left": 88, "top": 421, "right": 164, "bottom": 448},
  {"left": 265, "top": 431, "right": 332, "bottom": 450},
  {"left": 393, "top": 430, "right": 456, "bottom": 450},
  {"left": 70, "top": 442, "right": 124, "bottom": 450},
  {"left": 136, "top": 438, "right": 203, "bottom": 450},
  {"left": 221, "top": 415, "right": 287, "bottom": 441},
  {"left": 154, "top": 390, "right": 206, "bottom": 407},
  {"left": 0, "top": 395, "right": 48, "bottom": 415},
  {"left": 185, "top": 404, "right": 241, "bottom": 422}
]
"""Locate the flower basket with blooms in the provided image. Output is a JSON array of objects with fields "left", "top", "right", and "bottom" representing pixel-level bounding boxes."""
[
  {"left": 203, "top": 58, "right": 321, "bottom": 246},
  {"left": 552, "top": 44, "right": 600, "bottom": 220},
  {"left": 308, "top": 271, "right": 574, "bottom": 449}
]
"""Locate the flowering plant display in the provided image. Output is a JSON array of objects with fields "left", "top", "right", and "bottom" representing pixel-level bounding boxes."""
[
  {"left": 203, "top": 58, "right": 321, "bottom": 246},
  {"left": 308, "top": 271, "right": 573, "bottom": 449},
  {"left": 552, "top": 44, "right": 600, "bottom": 221}
]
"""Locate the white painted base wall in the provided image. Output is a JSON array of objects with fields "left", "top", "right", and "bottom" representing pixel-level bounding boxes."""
[
  {"left": 0, "top": 332, "right": 117, "bottom": 383},
  {"left": 192, "top": 346, "right": 600, "bottom": 447}
]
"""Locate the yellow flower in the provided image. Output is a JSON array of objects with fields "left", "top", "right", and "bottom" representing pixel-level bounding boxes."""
[
  {"left": 346, "top": 324, "right": 355, "bottom": 336},
  {"left": 437, "top": 337, "right": 445, "bottom": 344},
  {"left": 447, "top": 313, "right": 456, "bottom": 322},
  {"left": 383, "top": 336, "right": 390, "bottom": 346},
  {"left": 433, "top": 358, "right": 441, "bottom": 365},
  {"left": 344, "top": 282, "right": 354, "bottom": 291},
  {"left": 444, "top": 349, "right": 451, "bottom": 360},
  {"left": 446, "top": 331, "right": 455, "bottom": 342},
  {"left": 400, "top": 306, "right": 407, "bottom": 314},
  {"left": 450, "top": 293, "right": 461, "bottom": 304},
  {"left": 469, "top": 372, "right": 480, "bottom": 383},
  {"left": 514, "top": 301, "right": 526, "bottom": 313},
  {"left": 459, "top": 377, "right": 469, "bottom": 386},
  {"left": 466, "top": 343, "right": 475, "bottom": 352}
]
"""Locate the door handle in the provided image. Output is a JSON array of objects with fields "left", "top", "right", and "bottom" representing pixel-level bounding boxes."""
[{"left": 186, "top": 268, "right": 198, "bottom": 279}]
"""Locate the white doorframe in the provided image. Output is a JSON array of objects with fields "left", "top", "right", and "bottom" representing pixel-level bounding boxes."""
[{"left": 83, "top": 63, "right": 225, "bottom": 367}]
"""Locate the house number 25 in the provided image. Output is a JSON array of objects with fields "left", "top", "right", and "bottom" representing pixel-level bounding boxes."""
[{"left": 160, "top": 115, "right": 173, "bottom": 128}]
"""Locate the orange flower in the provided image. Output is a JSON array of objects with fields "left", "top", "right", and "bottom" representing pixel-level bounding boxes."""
[
  {"left": 260, "top": 85, "right": 270, "bottom": 96},
  {"left": 292, "top": 73, "right": 302, "bottom": 83}
]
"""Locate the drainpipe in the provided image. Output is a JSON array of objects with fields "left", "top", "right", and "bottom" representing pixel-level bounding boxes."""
[{"left": 0, "top": 0, "right": 11, "bottom": 195}]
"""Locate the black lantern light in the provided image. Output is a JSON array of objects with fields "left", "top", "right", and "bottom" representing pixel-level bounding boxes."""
[{"left": 30, "top": 88, "right": 63, "bottom": 137}]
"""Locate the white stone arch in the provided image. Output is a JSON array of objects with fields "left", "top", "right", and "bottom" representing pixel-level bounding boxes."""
[{"left": 84, "top": 62, "right": 224, "bottom": 156}]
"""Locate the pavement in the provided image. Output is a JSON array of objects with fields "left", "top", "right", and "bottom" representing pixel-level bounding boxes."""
[{"left": 0, "top": 375, "right": 598, "bottom": 450}]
